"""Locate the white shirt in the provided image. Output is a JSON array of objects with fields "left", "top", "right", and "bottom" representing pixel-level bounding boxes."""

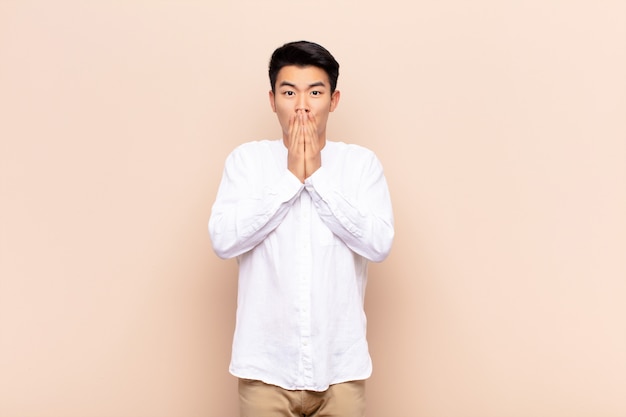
[{"left": 209, "top": 139, "right": 394, "bottom": 391}]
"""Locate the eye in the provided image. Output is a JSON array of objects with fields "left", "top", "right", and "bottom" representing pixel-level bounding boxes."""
[
  {"left": 311, "top": 91, "right": 322, "bottom": 96},
  {"left": 283, "top": 91, "right": 295, "bottom": 96}
]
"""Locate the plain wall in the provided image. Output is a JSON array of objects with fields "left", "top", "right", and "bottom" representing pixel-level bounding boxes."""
[{"left": 1, "top": 1, "right": 625, "bottom": 416}]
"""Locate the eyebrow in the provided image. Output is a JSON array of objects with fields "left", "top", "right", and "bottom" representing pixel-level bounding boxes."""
[{"left": 279, "top": 81, "right": 327, "bottom": 89}]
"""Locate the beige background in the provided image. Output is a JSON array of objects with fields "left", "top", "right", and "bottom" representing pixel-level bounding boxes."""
[{"left": 1, "top": 1, "right": 625, "bottom": 416}]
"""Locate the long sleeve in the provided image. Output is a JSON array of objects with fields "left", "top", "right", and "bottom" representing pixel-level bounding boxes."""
[
  {"left": 209, "top": 141, "right": 304, "bottom": 259},
  {"left": 304, "top": 145, "right": 394, "bottom": 262},
  {"left": 212, "top": 140, "right": 394, "bottom": 392}
]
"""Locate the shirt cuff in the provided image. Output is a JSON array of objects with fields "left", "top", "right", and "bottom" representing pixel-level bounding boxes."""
[
  {"left": 304, "top": 166, "right": 331, "bottom": 202},
  {"left": 275, "top": 169, "right": 305, "bottom": 202}
]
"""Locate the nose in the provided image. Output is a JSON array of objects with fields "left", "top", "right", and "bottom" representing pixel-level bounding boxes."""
[{"left": 295, "top": 95, "right": 309, "bottom": 113}]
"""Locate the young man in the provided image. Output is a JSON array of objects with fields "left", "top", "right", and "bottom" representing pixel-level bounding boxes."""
[{"left": 209, "top": 40, "right": 394, "bottom": 417}]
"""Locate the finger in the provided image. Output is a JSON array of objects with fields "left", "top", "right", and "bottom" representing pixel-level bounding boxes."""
[
  {"left": 298, "top": 112, "right": 307, "bottom": 144},
  {"left": 304, "top": 113, "right": 317, "bottom": 144},
  {"left": 289, "top": 114, "right": 300, "bottom": 149},
  {"left": 288, "top": 113, "right": 295, "bottom": 136}
]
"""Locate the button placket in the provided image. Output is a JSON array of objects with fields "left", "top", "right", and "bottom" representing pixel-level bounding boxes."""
[{"left": 298, "top": 191, "right": 314, "bottom": 384}]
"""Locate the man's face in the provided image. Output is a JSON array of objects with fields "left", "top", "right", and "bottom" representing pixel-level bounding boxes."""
[{"left": 269, "top": 65, "right": 340, "bottom": 146}]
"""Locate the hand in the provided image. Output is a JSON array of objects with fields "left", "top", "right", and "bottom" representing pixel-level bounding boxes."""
[
  {"left": 287, "top": 111, "right": 306, "bottom": 182},
  {"left": 287, "top": 110, "right": 321, "bottom": 183},
  {"left": 303, "top": 111, "right": 321, "bottom": 179}
]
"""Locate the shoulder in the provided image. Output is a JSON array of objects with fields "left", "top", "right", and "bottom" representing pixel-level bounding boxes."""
[
  {"left": 327, "top": 140, "right": 376, "bottom": 154},
  {"left": 226, "top": 139, "right": 282, "bottom": 161},
  {"left": 230, "top": 139, "right": 280, "bottom": 154},
  {"left": 325, "top": 140, "right": 380, "bottom": 164}
]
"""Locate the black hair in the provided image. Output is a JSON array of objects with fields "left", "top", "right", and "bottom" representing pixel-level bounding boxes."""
[{"left": 269, "top": 40, "right": 340, "bottom": 93}]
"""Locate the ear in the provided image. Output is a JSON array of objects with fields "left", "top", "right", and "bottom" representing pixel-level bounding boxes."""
[
  {"left": 269, "top": 90, "right": 277, "bottom": 113},
  {"left": 329, "top": 90, "right": 341, "bottom": 112}
]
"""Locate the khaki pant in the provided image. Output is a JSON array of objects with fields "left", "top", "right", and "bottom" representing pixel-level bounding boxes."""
[{"left": 238, "top": 378, "right": 366, "bottom": 417}]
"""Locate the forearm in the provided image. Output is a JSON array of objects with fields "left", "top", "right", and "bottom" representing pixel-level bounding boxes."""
[
  {"left": 210, "top": 169, "right": 304, "bottom": 259},
  {"left": 305, "top": 166, "right": 394, "bottom": 262}
]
